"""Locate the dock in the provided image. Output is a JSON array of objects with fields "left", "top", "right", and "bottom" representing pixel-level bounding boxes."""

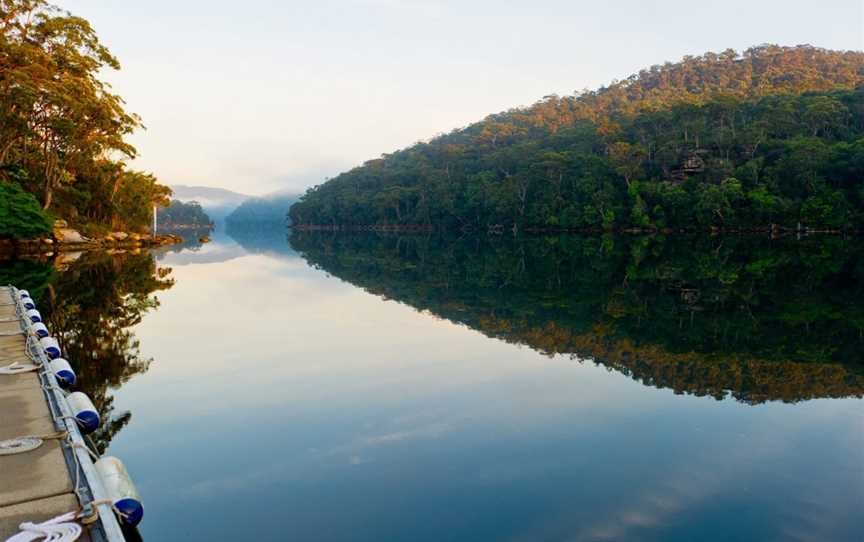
[{"left": 0, "top": 287, "right": 125, "bottom": 541}]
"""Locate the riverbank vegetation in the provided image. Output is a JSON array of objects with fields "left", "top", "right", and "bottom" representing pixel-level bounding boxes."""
[
  {"left": 0, "top": 0, "right": 171, "bottom": 239},
  {"left": 290, "top": 46, "right": 864, "bottom": 232}
]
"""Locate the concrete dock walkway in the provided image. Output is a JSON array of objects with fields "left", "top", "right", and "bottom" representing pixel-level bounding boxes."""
[{"left": 0, "top": 288, "right": 91, "bottom": 540}]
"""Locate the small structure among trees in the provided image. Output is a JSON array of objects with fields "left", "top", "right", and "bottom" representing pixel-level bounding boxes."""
[{"left": 670, "top": 151, "right": 706, "bottom": 183}]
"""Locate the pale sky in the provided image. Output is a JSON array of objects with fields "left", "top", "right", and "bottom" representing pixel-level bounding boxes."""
[{"left": 62, "top": 0, "right": 863, "bottom": 196}]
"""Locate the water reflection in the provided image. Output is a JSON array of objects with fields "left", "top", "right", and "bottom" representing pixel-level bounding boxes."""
[
  {"left": 0, "top": 233, "right": 861, "bottom": 541},
  {"left": 0, "top": 251, "right": 174, "bottom": 452},
  {"left": 289, "top": 233, "right": 864, "bottom": 404}
]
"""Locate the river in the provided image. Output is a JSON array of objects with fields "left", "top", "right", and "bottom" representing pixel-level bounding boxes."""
[{"left": 2, "top": 229, "right": 862, "bottom": 541}]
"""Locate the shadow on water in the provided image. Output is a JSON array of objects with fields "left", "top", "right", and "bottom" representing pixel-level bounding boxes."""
[
  {"left": 289, "top": 233, "right": 864, "bottom": 404},
  {"left": 0, "top": 250, "right": 174, "bottom": 452}
]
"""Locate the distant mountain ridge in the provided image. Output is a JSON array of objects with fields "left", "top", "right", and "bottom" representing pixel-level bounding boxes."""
[
  {"left": 225, "top": 191, "right": 300, "bottom": 226},
  {"left": 170, "top": 185, "right": 251, "bottom": 221}
]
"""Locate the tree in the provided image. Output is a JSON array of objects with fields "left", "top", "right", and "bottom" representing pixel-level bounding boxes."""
[
  {"left": 113, "top": 171, "right": 171, "bottom": 232},
  {"left": 608, "top": 142, "right": 646, "bottom": 188},
  {"left": 696, "top": 178, "right": 744, "bottom": 226},
  {"left": 802, "top": 96, "right": 848, "bottom": 137},
  {"left": 0, "top": 0, "right": 140, "bottom": 210}
]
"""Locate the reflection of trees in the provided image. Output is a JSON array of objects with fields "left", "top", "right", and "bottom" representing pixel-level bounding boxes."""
[
  {"left": 153, "top": 227, "right": 212, "bottom": 260},
  {"left": 2, "top": 252, "right": 174, "bottom": 452},
  {"left": 291, "top": 233, "right": 864, "bottom": 404}
]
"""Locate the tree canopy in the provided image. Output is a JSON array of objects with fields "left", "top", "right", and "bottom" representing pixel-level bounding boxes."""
[
  {"left": 157, "top": 199, "right": 212, "bottom": 228},
  {"left": 290, "top": 46, "right": 864, "bottom": 232},
  {"left": 0, "top": 0, "right": 170, "bottom": 237}
]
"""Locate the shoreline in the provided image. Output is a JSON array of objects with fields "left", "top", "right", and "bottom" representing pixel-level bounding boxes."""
[
  {"left": 0, "top": 231, "right": 184, "bottom": 260},
  {"left": 289, "top": 224, "right": 862, "bottom": 237}
]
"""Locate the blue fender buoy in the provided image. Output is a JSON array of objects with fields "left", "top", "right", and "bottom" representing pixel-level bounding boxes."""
[
  {"left": 49, "top": 358, "right": 76, "bottom": 388},
  {"left": 39, "top": 336, "right": 61, "bottom": 359},
  {"left": 30, "top": 322, "right": 49, "bottom": 338},
  {"left": 95, "top": 457, "right": 144, "bottom": 526},
  {"left": 17, "top": 290, "right": 30, "bottom": 299},
  {"left": 25, "top": 309, "right": 41, "bottom": 323},
  {"left": 22, "top": 298, "right": 36, "bottom": 310},
  {"left": 67, "top": 392, "right": 100, "bottom": 433}
]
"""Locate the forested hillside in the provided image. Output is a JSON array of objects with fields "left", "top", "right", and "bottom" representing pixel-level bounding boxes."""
[
  {"left": 0, "top": 0, "right": 170, "bottom": 238},
  {"left": 158, "top": 200, "right": 213, "bottom": 228},
  {"left": 290, "top": 46, "right": 864, "bottom": 231}
]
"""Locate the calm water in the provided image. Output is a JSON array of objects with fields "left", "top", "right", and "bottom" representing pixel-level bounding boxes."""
[{"left": 3, "top": 230, "right": 862, "bottom": 541}]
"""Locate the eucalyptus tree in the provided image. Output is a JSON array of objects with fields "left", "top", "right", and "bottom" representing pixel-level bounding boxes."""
[{"left": 0, "top": 0, "right": 140, "bottom": 210}]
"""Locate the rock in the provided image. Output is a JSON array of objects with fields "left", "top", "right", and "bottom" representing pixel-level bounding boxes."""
[
  {"left": 54, "top": 251, "right": 83, "bottom": 269},
  {"left": 53, "top": 227, "right": 91, "bottom": 244}
]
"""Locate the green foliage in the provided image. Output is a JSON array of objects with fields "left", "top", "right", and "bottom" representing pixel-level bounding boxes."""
[
  {"left": 158, "top": 200, "right": 212, "bottom": 227},
  {"left": 290, "top": 46, "right": 864, "bottom": 231},
  {"left": 112, "top": 171, "right": 172, "bottom": 232},
  {"left": 0, "top": 179, "right": 53, "bottom": 238},
  {"left": 0, "top": 0, "right": 170, "bottom": 231}
]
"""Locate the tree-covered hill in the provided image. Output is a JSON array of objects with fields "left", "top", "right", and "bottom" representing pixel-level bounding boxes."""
[
  {"left": 157, "top": 200, "right": 213, "bottom": 228},
  {"left": 289, "top": 45, "right": 864, "bottom": 232}
]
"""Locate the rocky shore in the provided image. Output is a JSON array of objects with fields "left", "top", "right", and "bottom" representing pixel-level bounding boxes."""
[{"left": 0, "top": 220, "right": 183, "bottom": 259}]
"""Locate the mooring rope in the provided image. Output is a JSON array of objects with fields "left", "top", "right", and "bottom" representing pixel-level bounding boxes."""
[
  {"left": 0, "top": 290, "right": 80, "bottom": 541},
  {"left": 0, "top": 362, "right": 40, "bottom": 375},
  {"left": 1, "top": 287, "right": 120, "bottom": 540},
  {"left": 0, "top": 432, "right": 67, "bottom": 456},
  {"left": 2, "top": 511, "right": 82, "bottom": 542}
]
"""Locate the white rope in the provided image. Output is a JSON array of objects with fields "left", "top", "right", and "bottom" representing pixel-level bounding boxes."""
[
  {"left": 3, "top": 511, "right": 82, "bottom": 542},
  {"left": 0, "top": 437, "right": 44, "bottom": 455},
  {"left": 0, "top": 362, "right": 40, "bottom": 375},
  {"left": 0, "top": 432, "right": 66, "bottom": 456}
]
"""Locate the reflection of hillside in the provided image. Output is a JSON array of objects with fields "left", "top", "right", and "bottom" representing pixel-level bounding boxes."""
[
  {"left": 493, "top": 320, "right": 863, "bottom": 404},
  {"left": 225, "top": 223, "right": 297, "bottom": 258},
  {"left": 290, "top": 234, "right": 864, "bottom": 404},
  {"left": 0, "top": 252, "right": 173, "bottom": 451},
  {"left": 153, "top": 230, "right": 248, "bottom": 266}
]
